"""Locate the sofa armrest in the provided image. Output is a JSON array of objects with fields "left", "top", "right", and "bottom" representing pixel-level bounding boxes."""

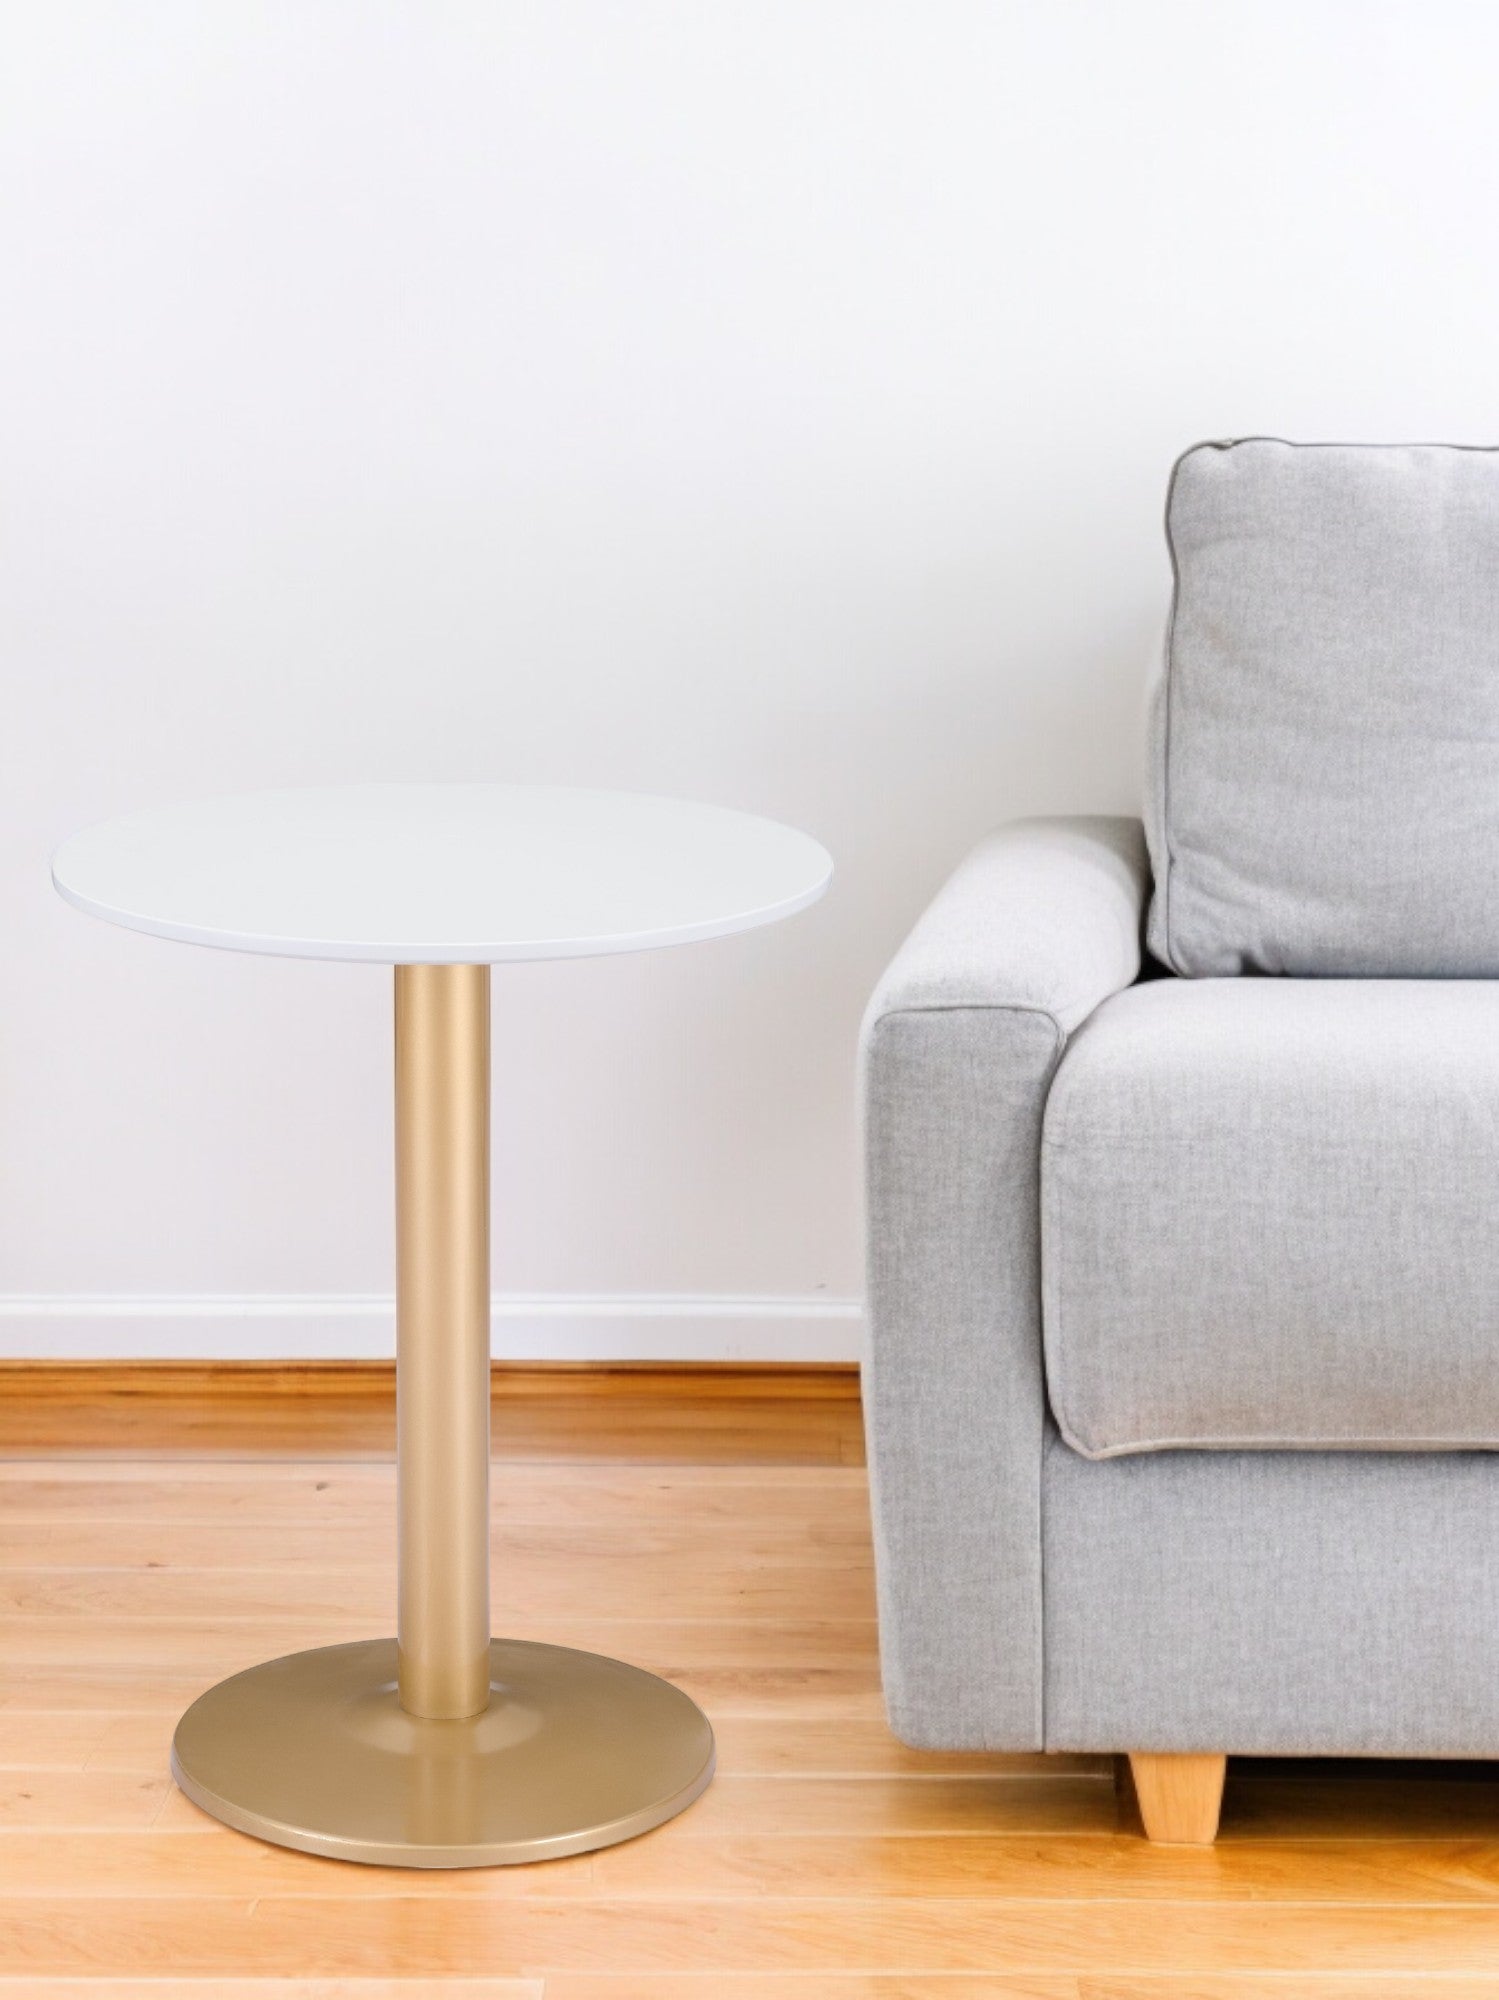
[
  {"left": 865, "top": 815, "right": 1149, "bottom": 1029},
  {"left": 861, "top": 815, "right": 1149, "bottom": 1749}
]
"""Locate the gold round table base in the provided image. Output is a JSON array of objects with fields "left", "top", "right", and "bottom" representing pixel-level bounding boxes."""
[{"left": 171, "top": 1637, "right": 716, "bottom": 1868}]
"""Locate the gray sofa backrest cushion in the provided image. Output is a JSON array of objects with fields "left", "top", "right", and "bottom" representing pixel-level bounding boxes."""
[{"left": 1145, "top": 437, "right": 1499, "bottom": 976}]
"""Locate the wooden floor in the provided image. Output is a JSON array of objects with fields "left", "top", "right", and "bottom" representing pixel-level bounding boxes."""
[
  {"left": 4, "top": 1368, "right": 1499, "bottom": 1992},
  {"left": 0, "top": 1362, "right": 868, "bottom": 1465}
]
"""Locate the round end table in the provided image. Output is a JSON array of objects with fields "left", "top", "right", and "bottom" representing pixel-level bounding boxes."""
[{"left": 52, "top": 782, "right": 832, "bottom": 1867}]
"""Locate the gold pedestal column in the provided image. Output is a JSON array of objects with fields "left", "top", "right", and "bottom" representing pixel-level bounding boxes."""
[
  {"left": 169, "top": 964, "right": 716, "bottom": 1867},
  {"left": 395, "top": 963, "right": 493, "bottom": 1721}
]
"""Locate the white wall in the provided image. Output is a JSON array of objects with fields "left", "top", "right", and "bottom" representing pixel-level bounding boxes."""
[{"left": 3, "top": 1, "right": 1493, "bottom": 1357}]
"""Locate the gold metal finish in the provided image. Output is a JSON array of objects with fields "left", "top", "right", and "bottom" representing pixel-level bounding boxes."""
[
  {"left": 169, "top": 962, "right": 717, "bottom": 1866},
  {"left": 170, "top": 1637, "right": 716, "bottom": 1867},
  {"left": 395, "top": 963, "right": 492, "bottom": 1720}
]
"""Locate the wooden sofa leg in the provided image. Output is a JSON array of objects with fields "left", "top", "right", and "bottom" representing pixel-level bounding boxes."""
[{"left": 1128, "top": 1753, "right": 1227, "bottom": 1845}]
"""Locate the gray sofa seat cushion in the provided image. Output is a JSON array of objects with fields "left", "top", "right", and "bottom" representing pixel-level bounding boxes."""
[
  {"left": 1041, "top": 975, "right": 1499, "bottom": 1455},
  {"left": 1146, "top": 437, "right": 1499, "bottom": 976}
]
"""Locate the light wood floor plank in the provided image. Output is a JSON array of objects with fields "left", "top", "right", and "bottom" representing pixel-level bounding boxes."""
[
  {"left": 0, "top": 1713, "right": 113, "bottom": 1767},
  {"left": 0, "top": 1615, "right": 880, "bottom": 1668},
  {"left": 0, "top": 1517, "right": 872, "bottom": 1567},
  {"left": 590, "top": 1828, "right": 1499, "bottom": 1900},
  {"left": 10, "top": 1827, "right": 1499, "bottom": 1906},
  {"left": 0, "top": 1461, "right": 869, "bottom": 1524},
  {"left": 0, "top": 1663, "right": 231, "bottom": 1712},
  {"left": 0, "top": 1457, "right": 868, "bottom": 1485},
  {"left": 542, "top": 1981, "right": 1081, "bottom": 1998},
  {"left": 0, "top": 1830, "right": 597, "bottom": 1896},
  {"left": 0, "top": 1771, "right": 167, "bottom": 1830},
  {"left": 13, "top": 1984, "right": 1499, "bottom": 2000},
  {"left": 13, "top": 1897, "right": 1499, "bottom": 1976},
  {"left": 0, "top": 1559, "right": 876, "bottom": 1623},
  {"left": 0, "top": 1984, "right": 544, "bottom": 1998},
  {"left": 1078, "top": 1986, "right": 1499, "bottom": 1999},
  {"left": 545, "top": 1983, "right": 1499, "bottom": 2000}
]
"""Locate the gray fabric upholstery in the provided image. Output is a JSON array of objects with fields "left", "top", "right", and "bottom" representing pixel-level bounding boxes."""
[
  {"left": 1146, "top": 437, "right": 1499, "bottom": 977},
  {"left": 863, "top": 443, "right": 1499, "bottom": 1763},
  {"left": 1044, "top": 1436, "right": 1499, "bottom": 1755},
  {"left": 861, "top": 815, "right": 1148, "bottom": 1748},
  {"left": 1041, "top": 975, "right": 1499, "bottom": 1456}
]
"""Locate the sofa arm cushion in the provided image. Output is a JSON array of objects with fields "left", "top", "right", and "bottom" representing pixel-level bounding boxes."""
[
  {"left": 860, "top": 814, "right": 1148, "bottom": 1750},
  {"left": 866, "top": 815, "right": 1150, "bottom": 1032}
]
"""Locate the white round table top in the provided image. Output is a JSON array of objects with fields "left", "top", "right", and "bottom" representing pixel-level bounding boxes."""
[{"left": 52, "top": 784, "right": 833, "bottom": 964}]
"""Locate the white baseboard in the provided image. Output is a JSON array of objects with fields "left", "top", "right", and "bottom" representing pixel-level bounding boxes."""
[{"left": 0, "top": 1293, "right": 865, "bottom": 1363}]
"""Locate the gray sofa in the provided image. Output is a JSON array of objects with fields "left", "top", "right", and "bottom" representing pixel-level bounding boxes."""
[{"left": 861, "top": 439, "right": 1499, "bottom": 1844}]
